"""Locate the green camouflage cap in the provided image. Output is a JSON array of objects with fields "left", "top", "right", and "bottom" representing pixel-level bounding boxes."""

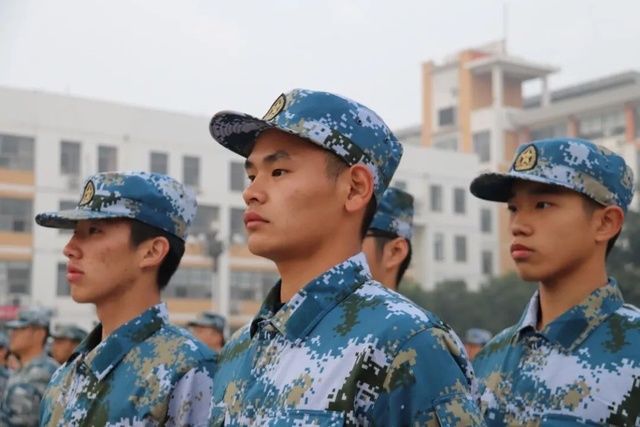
[{"left": 35, "top": 171, "right": 197, "bottom": 240}]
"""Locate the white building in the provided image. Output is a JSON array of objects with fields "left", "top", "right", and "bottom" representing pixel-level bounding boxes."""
[{"left": 0, "top": 86, "right": 484, "bottom": 330}]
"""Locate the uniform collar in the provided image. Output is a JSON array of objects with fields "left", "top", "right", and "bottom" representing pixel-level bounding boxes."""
[
  {"left": 250, "top": 253, "right": 371, "bottom": 340},
  {"left": 74, "top": 303, "right": 168, "bottom": 381},
  {"left": 513, "top": 279, "right": 624, "bottom": 352}
]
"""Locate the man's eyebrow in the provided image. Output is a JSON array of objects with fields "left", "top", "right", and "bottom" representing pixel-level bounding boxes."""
[
  {"left": 508, "top": 183, "right": 567, "bottom": 201},
  {"left": 245, "top": 150, "right": 291, "bottom": 170}
]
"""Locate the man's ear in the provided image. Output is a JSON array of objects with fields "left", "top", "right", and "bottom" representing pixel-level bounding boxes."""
[
  {"left": 594, "top": 205, "right": 624, "bottom": 244},
  {"left": 344, "top": 164, "right": 374, "bottom": 214},
  {"left": 138, "top": 237, "right": 170, "bottom": 269},
  {"left": 383, "top": 237, "right": 409, "bottom": 270}
]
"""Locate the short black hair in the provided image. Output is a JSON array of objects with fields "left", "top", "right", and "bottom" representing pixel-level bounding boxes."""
[
  {"left": 370, "top": 229, "right": 412, "bottom": 287},
  {"left": 581, "top": 197, "right": 621, "bottom": 258},
  {"left": 129, "top": 220, "right": 185, "bottom": 290},
  {"left": 324, "top": 152, "right": 378, "bottom": 239}
]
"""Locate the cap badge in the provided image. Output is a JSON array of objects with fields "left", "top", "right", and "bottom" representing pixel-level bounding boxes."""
[
  {"left": 78, "top": 180, "right": 95, "bottom": 206},
  {"left": 262, "top": 94, "right": 286, "bottom": 121},
  {"left": 514, "top": 145, "right": 537, "bottom": 171}
]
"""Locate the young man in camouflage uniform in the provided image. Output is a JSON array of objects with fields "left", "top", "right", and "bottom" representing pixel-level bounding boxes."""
[
  {"left": 188, "top": 312, "right": 226, "bottom": 352},
  {"left": 49, "top": 324, "right": 88, "bottom": 365},
  {"left": 208, "top": 89, "right": 483, "bottom": 426},
  {"left": 470, "top": 137, "right": 640, "bottom": 426},
  {"left": 0, "top": 308, "right": 59, "bottom": 426},
  {"left": 362, "top": 187, "right": 414, "bottom": 291},
  {"left": 35, "top": 171, "right": 217, "bottom": 426}
]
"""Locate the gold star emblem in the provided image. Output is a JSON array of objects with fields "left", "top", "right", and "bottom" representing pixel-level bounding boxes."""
[
  {"left": 262, "top": 94, "right": 286, "bottom": 121},
  {"left": 78, "top": 181, "right": 95, "bottom": 206},
  {"left": 513, "top": 145, "right": 537, "bottom": 171}
]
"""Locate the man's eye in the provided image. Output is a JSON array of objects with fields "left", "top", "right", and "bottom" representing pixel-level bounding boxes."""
[
  {"left": 507, "top": 205, "right": 516, "bottom": 213},
  {"left": 536, "top": 202, "right": 552, "bottom": 209},
  {"left": 272, "top": 169, "right": 287, "bottom": 177},
  {"left": 247, "top": 175, "right": 255, "bottom": 182},
  {"left": 88, "top": 226, "right": 101, "bottom": 234}
]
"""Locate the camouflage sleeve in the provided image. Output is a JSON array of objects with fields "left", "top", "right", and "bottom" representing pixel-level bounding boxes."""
[
  {"left": 371, "top": 328, "right": 485, "bottom": 427},
  {"left": 165, "top": 360, "right": 217, "bottom": 427},
  {"left": 0, "top": 382, "right": 43, "bottom": 426}
]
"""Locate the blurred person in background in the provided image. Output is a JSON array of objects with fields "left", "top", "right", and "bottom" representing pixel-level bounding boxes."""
[
  {"left": 362, "top": 187, "right": 413, "bottom": 292},
  {"left": 49, "top": 324, "right": 88, "bottom": 365},
  {"left": 187, "top": 311, "right": 225, "bottom": 352},
  {"left": 463, "top": 328, "right": 492, "bottom": 361},
  {"left": 0, "top": 308, "right": 58, "bottom": 426}
]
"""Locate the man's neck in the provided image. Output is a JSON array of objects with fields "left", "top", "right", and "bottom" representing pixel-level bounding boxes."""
[
  {"left": 95, "top": 278, "right": 161, "bottom": 340},
  {"left": 18, "top": 346, "right": 43, "bottom": 367},
  {"left": 537, "top": 257, "right": 608, "bottom": 330},
  {"left": 277, "top": 239, "right": 361, "bottom": 302}
]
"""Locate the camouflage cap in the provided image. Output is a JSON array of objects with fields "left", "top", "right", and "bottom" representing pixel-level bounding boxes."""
[
  {"left": 50, "top": 324, "right": 88, "bottom": 342},
  {"left": 368, "top": 187, "right": 414, "bottom": 239},
  {"left": 35, "top": 171, "right": 197, "bottom": 240},
  {"left": 464, "top": 328, "right": 493, "bottom": 345},
  {"left": 209, "top": 89, "right": 403, "bottom": 203},
  {"left": 187, "top": 312, "right": 225, "bottom": 332},
  {"left": 6, "top": 307, "right": 52, "bottom": 329},
  {"left": 470, "top": 138, "right": 635, "bottom": 211}
]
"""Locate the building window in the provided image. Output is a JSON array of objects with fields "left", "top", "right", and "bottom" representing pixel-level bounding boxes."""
[
  {"left": 530, "top": 122, "right": 567, "bottom": 141},
  {"left": 481, "top": 250, "right": 493, "bottom": 276},
  {"left": 434, "top": 232, "right": 445, "bottom": 261},
  {"left": 56, "top": 262, "right": 70, "bottom": 296},
  {"left": 230, "top": 270, "right": 279, "bottom": 304},
  {"left": 97, "top": 145, "right": 118, "bottom": 172},
  {"left": 0, "top": 133, "right": 35, "bottom": 171},
  {"left": 480, "top": 208, "right": 492, "bottom": 233},
  {"left": 230, "top": 161, "right": 247, "bottom": 192},
  {"left": 578, "top": 110, "right": 625, "bottom": 140},
  {"left": 438, "top": 107, "right": 456, "bottom": 127},
  {"left": 0, "top": 198, "right": 32, "bottom": 232},
  {"left": 454, "top": 235, "right": 467, "bottom": 262},
  {"left": 183, "top": 156, "right": 200, "bottom": 189},
  {"left": 165, "top": 267, "right": 213, "bottom": 299},
  {"left": 190, "top": 204, "right": 220, "bottom": 236},
  {"left": 60, "top": 141, "right": 81, "bottom": 175},
  {"left": 150, "top": 151, "right": 168, "bottom": 174},
  {"left": 0, "top": 261, "right": 30, "bottom": 295},
  {"left": 433, "top": 136, "right": 458, "bottom": 151},
  {"left": 472, "top": 131, "right": 491, "bottom": 163},
  {"left": 453, "top": 188, "right": 466, "bottom": 214},
  {"left": 229, "top": 207, "right": 245, "bottom": 244},
  {"left": 430, "top": 185, "right": 443, "bottom": 212}
]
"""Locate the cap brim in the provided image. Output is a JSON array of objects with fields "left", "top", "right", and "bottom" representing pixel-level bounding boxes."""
[
  {"left": 470, "top": 173, "right": 516, "bottom": 202},
  {"left": 209, "top": 111, "right": 278, "bottom": 157},
  {"left": 6, "top": 320, "right": 27, "bottom": 329},
  {"left": 35, "top": 209, "right": 135, "bottom": 230}
]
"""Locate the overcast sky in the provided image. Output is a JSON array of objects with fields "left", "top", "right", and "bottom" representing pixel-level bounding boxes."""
[{"left": 0, "top": 0, "right": 638, "bottom": 129}]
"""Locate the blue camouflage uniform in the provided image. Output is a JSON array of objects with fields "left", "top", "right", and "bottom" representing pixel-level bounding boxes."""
[
  {"left": 470, "top": 138, "right": 640, "bottom": 426},
  {"left": 35, "top": 171, "right": 217, "bottom": 426},
  {"left": 368, "top": 187, "right": 414, "bottom": 240},
  {"left": 208, "top": 89, "right": 483, "bottom": 426},
  {"left": 1, "top": 308, "right": 59, "bottom": 427},
  {"left": 0, "top": 332, "right": 9, "bottom": 401}
]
